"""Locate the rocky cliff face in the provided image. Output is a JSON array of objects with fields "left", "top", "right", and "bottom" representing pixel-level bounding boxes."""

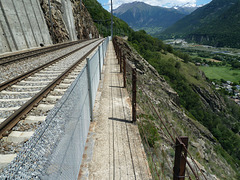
[
  {"left": 192, "top": 84, "right": 226, "bottom": 113},
  {"left": 39, "top": 0, "right": 98, "bottom": 43},
  {"left": 70, "top": 0, "right": 98, "bottom": 39},
  {"left": 114, "top": 36, "right": 237, "bottom": 179}
]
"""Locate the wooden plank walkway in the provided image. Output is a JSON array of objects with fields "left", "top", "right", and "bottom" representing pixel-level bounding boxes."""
[{"left": 78, "top": 41, "right": 152, "bottom": 180}]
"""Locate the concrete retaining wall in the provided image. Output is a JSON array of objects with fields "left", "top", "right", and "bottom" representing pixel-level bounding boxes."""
[
  {"left": 0, "top": 0, "right": 52, "bottom": 54},
  {"left": 61, "top": 0, "right": 77, "bottom": 41}
]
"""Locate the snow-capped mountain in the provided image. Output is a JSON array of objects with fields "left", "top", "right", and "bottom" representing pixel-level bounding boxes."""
[
  {"left": 113, "top": 1, "right": 199, "bottom": 35},
  {"left": 171, "top": 3, "right": 200, "bottom": 14}
]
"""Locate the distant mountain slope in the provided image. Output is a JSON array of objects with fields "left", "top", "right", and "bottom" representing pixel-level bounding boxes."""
[
  {"left": 161, "top": 0, "right": 240, "bottom": 48},
  {"left": 83, "top": 0, "right": 133, "bottom": 37},
  {"left": 188, "top": 0, "right": 240, "bottom": 47},
  {"left": 113, "top": 2, "right": 196, "bottom": 35}
]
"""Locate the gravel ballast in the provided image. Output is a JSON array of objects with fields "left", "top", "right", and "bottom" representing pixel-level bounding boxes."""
[{"left": 0, "top": 39, "right": 106, "bottom": 178}]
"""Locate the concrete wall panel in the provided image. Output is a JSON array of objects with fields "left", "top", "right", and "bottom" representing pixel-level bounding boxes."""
[
  {"left": 23, "top": 0, "right": 44, "bottom": 46},
  {"left": 0, "top": 17, "right": 11, "bottom": 53},
  {"left": 32, "top": 0, "right": 52, "bottom": 45},
  {"left": 29, "top": 0, "right": 46, "bottom": 45},
  {"left": 13, "top": 0, "right": 38, "bottom": 48},
  {"left": 1, "top": 0, "right": 28, "bottom": 50},
  {"left": 61, "top": 0, "right": 77, "bottom": 41},
  {"left": 0, "top": 0, "right": 55, "bottom": 54},
  {"left": 0, "top": 2, "right": 17, "bottom": 52}
]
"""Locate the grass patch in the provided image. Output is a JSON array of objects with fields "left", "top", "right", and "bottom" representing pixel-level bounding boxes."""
[{"left": 200, "top": 66, "right": 240, "bottom": 82}]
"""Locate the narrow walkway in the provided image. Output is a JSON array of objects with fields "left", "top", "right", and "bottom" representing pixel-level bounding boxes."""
[{"left": 79, "top": 41, "right": 151, "bottom": 179}]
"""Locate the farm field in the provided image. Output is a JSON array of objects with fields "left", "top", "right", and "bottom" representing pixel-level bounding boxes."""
[{"left": 200, "top": 66, "right": 240, "bottom": 82}]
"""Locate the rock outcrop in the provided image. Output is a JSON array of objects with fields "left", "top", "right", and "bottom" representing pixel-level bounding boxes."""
[
  {"left": 39, "top": 0, "right": 98, "bottom": 43},
  {"left": 192, "top": 84, "right": 226, "bottom": 112},
  {"left": 70, "top": 0, "right": 98, "bottom": 39}
]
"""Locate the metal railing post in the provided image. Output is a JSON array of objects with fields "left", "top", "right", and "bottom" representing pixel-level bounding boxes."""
[
  {"left": 117, "top": 46, "right": 120, "bottom": 64},
  {"left": 132, "top": 68, "right": 137, "bottom": 123},
  {"left": 102, "top": 41, "right": 105, "bottom": 64},
  {"left": 98, "top": 46, "right": 102, "bottom": 80},
  {"left": 173, "top": 137, "right": 188, "bottom": 180},
  {"left": 114, "top": 43, "right": 117, "bottom": 58},
  {"left": 123, "top": 56, "right": 126, "bottom": 88},
  {"left": 120, "top": 50, "right": 122, "bottom": 73},
  {"left": 86, "top": 58, "right": 93, "bottom": 121}
]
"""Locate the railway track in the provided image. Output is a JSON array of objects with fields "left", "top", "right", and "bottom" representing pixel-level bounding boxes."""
[
  {"left": 0, "top": 38, "right": 104, "bottom": 169},
  {"left": 0, "top": 40, "right": 86, "bottom": 66},
  {"left": 0, "top": 40, "right": 99, "bottom": 84}
]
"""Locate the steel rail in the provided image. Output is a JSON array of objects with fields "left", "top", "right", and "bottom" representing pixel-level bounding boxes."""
[
  {"left": 0, "top": 39, "right": 101, "bottom": 91},
  {"left": 0, "top": 39, "right": 104, "bottom": 138},
  {"left": 0, "top": 40, "right": 87, "bottom": 66}
]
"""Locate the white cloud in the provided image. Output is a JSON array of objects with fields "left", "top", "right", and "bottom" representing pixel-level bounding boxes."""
[{"left": 107, "top": 0, "right": 197, "bottom": 10}]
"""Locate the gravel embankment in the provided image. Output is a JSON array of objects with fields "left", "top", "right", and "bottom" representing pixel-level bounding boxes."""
[
  {"left": 0, "top": 39, "right": 103, "bottom": 178},
  {"left": 0, "top": 39, "right": 96, "bottom": 84}
]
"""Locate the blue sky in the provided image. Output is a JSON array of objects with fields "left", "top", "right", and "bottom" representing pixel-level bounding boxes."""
[
  {"left": 196, "top": 0, "right": 211, "bottom": 5},
  {"left": 97, "top": 0, "right": 212, "bottom": 11}
]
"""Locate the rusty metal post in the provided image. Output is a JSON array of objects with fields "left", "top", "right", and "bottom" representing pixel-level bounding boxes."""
[
  {"left": 114, "top": 41, "right": 116, "bottom": 53},
  {"left": 173, "top": 137, "right": 189, "bottom": 180},
  {"left": 116, "top": 45, "right": 120, "bottom": 64},
  {"left": 117, "top": 46, "right": 119, "bottom": 60},
  {"left": 123, "top": 56, "right": 126, "bottom": 88},
  {"left": 120, "top": 50, "right": 122, "bottom": 73},
  {"left": 132, "top": 68, "right": 137, "bottom": 123},
  {"left": 119, "top": 48, "right": 121, "bottom": 63},
  {"left": 113, "top": 40, "right": 116, "bottom": 50},
  {"left": 114, "top": 43, "right": 117, "bottom": 58}
]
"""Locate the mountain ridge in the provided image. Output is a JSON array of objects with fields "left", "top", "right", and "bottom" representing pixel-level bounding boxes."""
[
  {"left": 113, "top": 2, "right": 197, "bottom": 35},
  {"left": 83, "top": 0, "right": 133, "bottom": 37},
  {"left": 160, "top": 0, "right": 240, "bottom": 48}
]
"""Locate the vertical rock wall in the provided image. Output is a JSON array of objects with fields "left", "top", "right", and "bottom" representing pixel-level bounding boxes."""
[
  {"left": 70, "top": 0, "right": 99, "bottom": 39},
  {"left": 39, "top": 0, "right": 99, "bottom": 43}
]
